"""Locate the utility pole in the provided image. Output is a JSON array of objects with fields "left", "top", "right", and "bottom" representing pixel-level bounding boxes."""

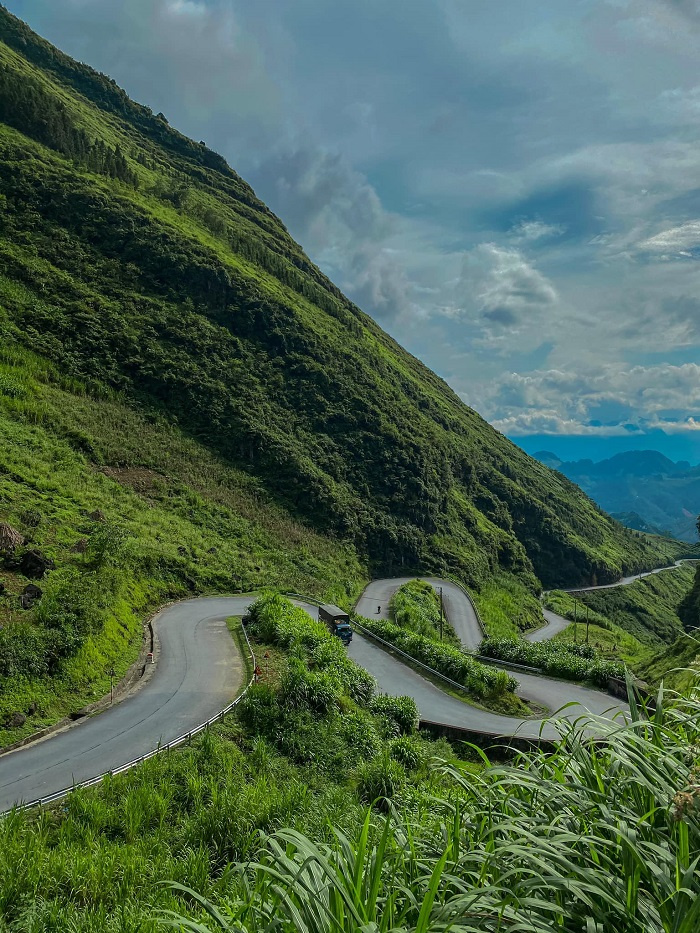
[
  {"left": 108, "top": 666, "right": 116, "bottom": 704},
  {"left": 439, "top": 586, "right": 444, "bottom": 641},
  {"left": 585, "top": 604, "right": 590, "bottom": 645},
  {"left": 573, "top": 600, "right": 578, "bottom": 644}
]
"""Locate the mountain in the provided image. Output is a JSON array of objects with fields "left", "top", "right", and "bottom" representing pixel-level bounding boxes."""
[
  {"left": 535, "top": 449, "right": 700, "bottom": 542},
  {"left": 0, "top": 4, "right": 678, "bottom": 600}
]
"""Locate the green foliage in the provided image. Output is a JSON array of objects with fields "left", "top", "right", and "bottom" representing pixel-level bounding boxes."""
[
  {"left": 0, "top": 5, "right": 681, "bottom": 597},
  {"left": 354, "top": 753, "right": 407, "bottom": 809},
  {"left": 637, "top": 630, "right": 700, "bottom": 691},
  {"left": 280, "top": 657, "right": 339, "bottom": 715},
  {"left": 568, "top": 564, "right": 695, "bottom": 645},
  {"left": 474, "top": 572, "right": 544, "bottom": 637},
  {"left": 172, "top": 686, "right": 700, "bottom": 933},
  {"left": 479, "top": 635, "right": 625, "bottom": 687},
  {"left": 359, "top": 616, "right": 517, "bottom": 698},
  {"left": 390, "top": 579, "right": 458, "bottom": 643},
  {"left": 247, "top": 593, "right": 375, "bottom": 705},
  {"left": 368, "top": 694, "right": 419, "bottom": 735},
  {"left": 0, "top": 350, "right": 365, "bottom": 745},
  {"left": 388, "top": 735, "right": 423, "bottom": 770},
  {"left": 679, "top": 562, "right": 700, "bottom": 631}
]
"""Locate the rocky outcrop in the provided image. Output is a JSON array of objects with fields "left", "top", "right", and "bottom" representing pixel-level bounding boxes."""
[
  {"left": 19, "top": 583, "right": 42, "bottom": 609},
  {"left": 10, "top": 549, "right": 54, "bottom": 580},
  {"left": 0, "top": 523, "right": 23, "bottom": 555}
]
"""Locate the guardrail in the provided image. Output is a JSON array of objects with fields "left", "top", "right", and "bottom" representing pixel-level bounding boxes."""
[
  {"left": 11, "top": 622, "right": 257, "bottom": 814},
  {"left": 351, "top": 617, "right": 508, "bottom": 697}
]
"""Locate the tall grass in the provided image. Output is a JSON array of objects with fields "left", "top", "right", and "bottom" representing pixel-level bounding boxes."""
[{"left": 166, "top": 684, "right": 700, "bottom": 933}]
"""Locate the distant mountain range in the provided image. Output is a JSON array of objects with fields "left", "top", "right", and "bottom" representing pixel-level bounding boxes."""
[{"left": 535, "top": 450, "right": 700, "bottom": 542}]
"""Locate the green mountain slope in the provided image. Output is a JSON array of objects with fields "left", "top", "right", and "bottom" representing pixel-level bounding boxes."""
[{"left": 0, "top": 4, "right": 678, "bottom": 599}]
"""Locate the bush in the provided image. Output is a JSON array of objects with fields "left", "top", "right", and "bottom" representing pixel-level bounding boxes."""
[
  {"left": 355, "top": 754, "right": 406, "bottom": 809},
  {"left": 339, "top": 712, "right": 382, "bottom": 761},
  {"left": 237, "top": 684, "right": 280, "bottom": 738},
  {"left": 280, "top": 657, "right": 338, "bottom": 714},
  {"left": 388, "top": 735, "right": 422, "bottom": 770},
  {"left": 249, "top": 594, "right": 376, "bottom": 706},
  {"left": 478, "top": 636, "right": 625, "bottom": 687},
  {"left": 369, "top": 694, "right": 419, "bottom": 735},
  {"left": 358, "top": 617, "right": 517, "bottom": 698},
  {"left": 390, "top": 580, "right": 456, "bottom": 641}
]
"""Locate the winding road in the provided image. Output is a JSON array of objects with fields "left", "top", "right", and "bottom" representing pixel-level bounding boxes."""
[{"left": 1, "top": 564, "right": 674, "bottom": 812}]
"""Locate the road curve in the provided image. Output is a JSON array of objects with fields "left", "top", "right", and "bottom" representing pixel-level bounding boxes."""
[
  {"left": 1, "top": 580, "right": 629, "bottom": 811},
  {"left": 528, "top": 558, "right": 695, "bottom": 642},
  {"left": 354, "top": 579, "right": 628, "bottom": 742},
  {"left": 0, "top": 597, "right": 250, "bottom": 813}
]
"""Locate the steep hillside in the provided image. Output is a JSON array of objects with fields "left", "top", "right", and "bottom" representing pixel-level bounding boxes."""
[
  {"left": 536, "top": 449, "right": 700, "bottom": 542},
  {"left": 0, "top": 5, "right": 678, "bottom": 599}
]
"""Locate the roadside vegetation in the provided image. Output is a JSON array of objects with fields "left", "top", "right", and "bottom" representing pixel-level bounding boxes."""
[
  {"left": 637, "top": 631, "right": 700, "bottom": 692},
  {"left": 389, "top": 579, "right": 459, "bottom": 644},
  {"left": 563, "top": 564, "right": 695, "bottom": 644},
  {"left": 2, "top": 665, "right": 698, "bottom": 931},
  {"left": 0, "top": 592, "right": 473, "bottom": 931},
  {"left": 473, "top": 572, "right": 544, "bottom": 637},
  {"left": 355, "top": 615, "right": 526, "bottom": 715},
  {"left": 478, "top": 636, "right": 624, "bottom": 687},
  {"left": 552, "top": 618, "right": 647, "bottom": 668},
  {"left": 170, "top": 686, "right": 700, "bottom": 933}
]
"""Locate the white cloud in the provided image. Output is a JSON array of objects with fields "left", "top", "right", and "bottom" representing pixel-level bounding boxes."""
[
  {"left": 637, "top": 220, "right": 700, "bottom": 257},
  {"left": 455, "top": 244, "right": 558, "bottom": 326},
  {"left": 510, "top": 220, "right": 565, "bottom": 241},
  {"left": 478, "top": 363, "right": 700, "bottom": 436}
]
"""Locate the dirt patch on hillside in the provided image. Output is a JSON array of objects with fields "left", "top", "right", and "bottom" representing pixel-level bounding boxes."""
[{"left": 99, "top": 467, "right": 165, "bottom": 497}]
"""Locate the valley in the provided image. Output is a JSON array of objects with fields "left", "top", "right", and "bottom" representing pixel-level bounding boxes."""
[{"left": 0, "top": 6, "right": 698, "bottom": 931}]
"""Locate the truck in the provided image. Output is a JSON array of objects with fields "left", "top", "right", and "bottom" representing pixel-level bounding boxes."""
[{"left": 318, "top": 603, "right": 353, "bottom": 645}]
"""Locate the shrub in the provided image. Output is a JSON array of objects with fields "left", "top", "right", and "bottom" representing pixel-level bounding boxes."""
[
  {"left": 249, "top": 594, "right": 376, "bottom": 706},
  {"left": 388, "top": 735, "right": 422, "bottom": 770},
  {"left": 355, "top": 753, "right": 406, "bottom": 809},
  {"left": 280, "top": 657, "right": 338, "bottom": 714},
  {"left": 237, "top": 684, "right": 280, "bottom": 738},
  {"left": 359, "top": 617, "right": 517, "bottom": 698},
  {"left": 369, "top": 694, "right": 419, "bottom": 735},
  {"left": 339, "top": 712, "right": 382, "bottom": 761},
  {"left": 390, "top": 579, "right": 456, "bottom": 641},
  {"left": 479, "top": 636, "right": 625, "bottom": 687}
]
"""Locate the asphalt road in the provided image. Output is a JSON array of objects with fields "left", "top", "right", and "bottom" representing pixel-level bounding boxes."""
[
  {"left": 0, "top": 597, "right": 249, "bottom": 812},
  {"left": 353, "top": 579, "right": 628, "bottom": 740},
  {"left": 1, "top": 573, "right": 637, "bottom": 811}
]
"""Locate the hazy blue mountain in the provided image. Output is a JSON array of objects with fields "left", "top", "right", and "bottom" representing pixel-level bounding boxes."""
[{"left": 535, "top": 450, "right": 700, "bottom": 542}]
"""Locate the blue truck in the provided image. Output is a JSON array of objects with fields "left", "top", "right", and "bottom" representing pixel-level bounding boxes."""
[{"left": 318, "top": 603, "right": 353, "bottom": 645}]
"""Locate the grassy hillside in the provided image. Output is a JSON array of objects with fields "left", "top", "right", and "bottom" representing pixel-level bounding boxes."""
[
  {"left": 0, "top": 5, "right": 679, "bottom": 596},
  {"left": 566, "top": 565, "right": 695, "bottom": 645},
  {"left": 0, "top": 7, "right": 684, "bottom": 741},
  {"left": 0, "top": 342, "right": 366, "bottom": 745}
]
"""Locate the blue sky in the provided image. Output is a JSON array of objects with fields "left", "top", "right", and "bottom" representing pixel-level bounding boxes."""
[{"left": 8, "top": 0, "right": 700, "bottom": 462}]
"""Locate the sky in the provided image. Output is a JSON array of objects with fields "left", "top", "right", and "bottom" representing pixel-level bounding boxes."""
[{"left": 8, "top": 0, "right": 700, "bottom": 463}]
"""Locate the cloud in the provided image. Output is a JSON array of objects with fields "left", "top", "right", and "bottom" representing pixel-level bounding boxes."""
[
  {"left": 456, "top": 244, "right": 558, "bottom": 326},
  {"left": 479, "top": 363, "right": 700, "bottom": 436},
  {"left": 510, "top": 220, "right": 566, "bottom": 242},
  {"left": 637, "top": 220, "right": 700, "bottom": 258}
]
